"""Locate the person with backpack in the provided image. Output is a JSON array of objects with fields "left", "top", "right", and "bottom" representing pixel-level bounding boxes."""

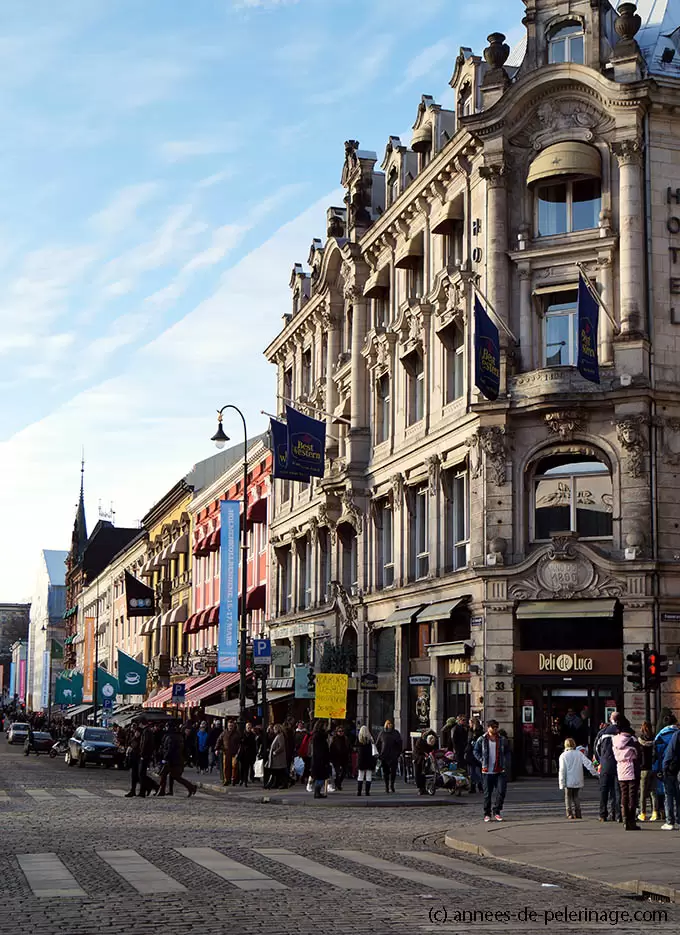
[
  {"left": 661, "top": 717, "right": 680, "bottom": 830},
  {"left": 654, "top": 713, "right": 679, "bottom": 826},
  {"left": 558, "top": 737, "right": 598, "bottom": 819},
  {"left": 612, "top": 717, "right": 641, "bottom": 830},
  {"left": 594, "top": 711, "right": 620, "bottom": 822}
]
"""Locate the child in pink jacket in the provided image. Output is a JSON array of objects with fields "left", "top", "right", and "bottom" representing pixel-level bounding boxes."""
[{"left": 612, "top": 717, "right": 641, "bottom": 831}]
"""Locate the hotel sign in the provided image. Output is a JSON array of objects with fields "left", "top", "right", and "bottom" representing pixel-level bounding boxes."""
[{"left": 514, "top": 649, "right": 622, "bottom": 677}]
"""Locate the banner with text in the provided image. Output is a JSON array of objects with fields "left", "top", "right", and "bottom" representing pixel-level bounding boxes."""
[
  {"left": 83, "top": 616, "right": 95, "bottom": 703},
  {"left": 286, "top": 405, "right": 326, "bottom": 478},
  {"left": 117, "top": 650, "right": 148, "bottom": 695},
  {"left": 577, "top": 272, "right": 600, "bottom": 384},
  {"left": 474, "top": 295, "right": 500, "bottom": 401},
  {"left": 41, "top": 650, "right": 51, "bottom": 709},
  {"left": 270, "top": 418, "right": 311, "bottom": 482},
  {"left": 124, "top": 570, "right": 156, "bottom": 618},
  {"left": 314, "top": 673, "right": 348, "bottom": 719},
  {"left": 218, "top": 499, "right": 240, "bottom": 673},
  {"left": 18, "top": 659, "right": 26, "bottom": 702}
]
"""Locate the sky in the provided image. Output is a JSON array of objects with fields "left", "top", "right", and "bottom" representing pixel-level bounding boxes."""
[{"left": 0, "top": 0, "right": 523, "bottom": 601}]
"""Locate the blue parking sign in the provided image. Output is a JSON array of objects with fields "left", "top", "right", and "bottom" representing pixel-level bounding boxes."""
[
  {"left": 103, "top": 698, "right": 113, "bottom": 710},
  {"left": 253, "top": 639, "right": 271, "bottom": 666},
  {"left": 171, "top": 683, "right": 186, "bottom": 702}
]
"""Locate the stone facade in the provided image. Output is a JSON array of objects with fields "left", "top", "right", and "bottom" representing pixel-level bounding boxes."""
[{"left": 264, "top": 0, "right": 680, "bottom": 770}]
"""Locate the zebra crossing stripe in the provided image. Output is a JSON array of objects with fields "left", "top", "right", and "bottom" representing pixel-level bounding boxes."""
[
  {"left": 105, "top": 789, "right": 128, "bottom": 797},
  {"left": 177, "top": 848, "right": 287, "bottom": 890},
  {"left": 65, "top": 788, "right": 98, "bottom": 799},
  {"left": 18, "top": 853, "right": 86, "bottom": 898},
  {"left": 254, "top": 848, "right": 377, "bottom": 890},
  {"left": 330, "top": 850, "right": 467, "bottom": 890},
  {"left": 398, "top": 851, "right": 539, "bottom": 890},
  {"left": 97, "top": 850, "right": 186, "bottom": 894},
  {"left": 25, "top": 789, "right": 56, "bottom": 801}
]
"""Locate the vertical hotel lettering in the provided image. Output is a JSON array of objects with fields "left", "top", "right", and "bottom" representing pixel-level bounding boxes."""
[{"left": 668, "top": 187, "right": 680, "bottom": 321}]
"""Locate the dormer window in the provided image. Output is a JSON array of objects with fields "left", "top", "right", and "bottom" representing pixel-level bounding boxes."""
[
  {"left": 527, "top": 143, "right": 601, "bottom": 237},
  {"left": 548, "top": 22, "right": 584, "bottom": 64},
  {"left": 458, "top": 82, "right": 472, "bottom": 119},
  {"left": 388, "top": 168, "right": 399, "bottom": 207}
]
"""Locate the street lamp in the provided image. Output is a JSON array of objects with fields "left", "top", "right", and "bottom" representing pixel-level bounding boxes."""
[{"left": 211, "top": 405, "right": 249, "bottom": 735}]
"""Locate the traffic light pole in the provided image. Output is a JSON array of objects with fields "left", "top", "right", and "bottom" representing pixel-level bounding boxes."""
[{"left": 643, "top": 644, "right": 651, "bottom": 725}]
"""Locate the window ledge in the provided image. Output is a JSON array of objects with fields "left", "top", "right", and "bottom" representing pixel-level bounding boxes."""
[{"left": 405, "top": 420, "right": 426, "bottom": 440}]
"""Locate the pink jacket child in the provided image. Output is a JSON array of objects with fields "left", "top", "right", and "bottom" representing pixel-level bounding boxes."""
[{"left": 612, "top": 731, "right": 640, "bottom": 781}]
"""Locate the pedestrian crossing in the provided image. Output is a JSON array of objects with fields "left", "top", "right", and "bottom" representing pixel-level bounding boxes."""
[
  {"left": 14, "top": 845, "right": 541, "bottom": 899},
  {"left": 0, "top": 787, "right": 209, "bottom": 803}
]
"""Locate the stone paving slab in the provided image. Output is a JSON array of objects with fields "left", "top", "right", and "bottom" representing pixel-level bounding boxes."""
[{"left": 445, "top": 817, "right": 680, "bottom": 902}]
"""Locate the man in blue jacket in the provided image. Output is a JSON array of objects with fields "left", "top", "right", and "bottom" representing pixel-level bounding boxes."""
[
  {"left": 658, "top": 715, "right": 680, "bottom": 830},
  {"left": 594, "top": 712, "right": 620, "bottom": 822},
  {"left": 473, "top": 719, "right": 510, "bottom": 822}
]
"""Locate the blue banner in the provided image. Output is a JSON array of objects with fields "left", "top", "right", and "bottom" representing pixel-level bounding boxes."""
[
  {"left": 286, "top": 405, "right": 326, "bottom": 478},
  {"left": 270, "top": 418, "right": 311, "bottom": 481},
  {"left": 474, "top": 295, "right": 500, "bottom": 401},
  {"left": 218, "top": 499, "right": 240, "bottom": 673},
  {"left": 577, "top": 273, "right": 600, "bottom": 384}
]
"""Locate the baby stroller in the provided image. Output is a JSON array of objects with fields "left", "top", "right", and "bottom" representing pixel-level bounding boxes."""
[{"left": 438, "top": 752, "right": 471, "bottom": 795}]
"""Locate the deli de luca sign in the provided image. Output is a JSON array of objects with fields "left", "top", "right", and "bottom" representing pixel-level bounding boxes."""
[{"left": 514, "top": 650, "right": 622, "bottom": 677}]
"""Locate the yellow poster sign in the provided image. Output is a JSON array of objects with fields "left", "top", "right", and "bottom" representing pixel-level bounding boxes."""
[
  {"left": 83, "top": 616, "right": 95, "bottom": 703},
  {"left": 314, "top": 673, "right": 348, "bottom": 719}
]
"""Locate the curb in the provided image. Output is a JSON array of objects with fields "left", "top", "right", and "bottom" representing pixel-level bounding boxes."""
[
  {"left": 444, "top": 832, "right": 680, "bottom": 904},
  {"left": 197, "top": 782, "right": 464, "bottom": 807}
]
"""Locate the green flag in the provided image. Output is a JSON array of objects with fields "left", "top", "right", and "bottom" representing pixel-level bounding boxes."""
[
  {"left": 117, "top": 650, "right": 148, "bottom": 695},
  {"left": 51, "top": 639, "right": 64, "bottom": 660},
  {"left": 96, "top": 668, "right": 119, "bottom": 705},
  {"left": 55, "top": 671, "right": 82, "bottom": 705}
]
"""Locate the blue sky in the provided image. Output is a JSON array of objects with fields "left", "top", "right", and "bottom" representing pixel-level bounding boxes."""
[{"left": 0, "top": 0, "right": 523, "bottom": 600}]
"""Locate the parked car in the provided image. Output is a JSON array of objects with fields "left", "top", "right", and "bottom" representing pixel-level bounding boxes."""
[
  {"left": 65, "top": 726, "right": 124, "bottom": 768},
  {"left": 24, "top": 731, "right": 54, "bottom": 755},
  {"left": 7, "top": 723, "right": 30, "bottom": 745}
]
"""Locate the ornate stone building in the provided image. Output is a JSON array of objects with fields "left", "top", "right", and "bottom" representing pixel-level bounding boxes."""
[{"left": 265, "top": 0, "right": 680, "bottom": 773}]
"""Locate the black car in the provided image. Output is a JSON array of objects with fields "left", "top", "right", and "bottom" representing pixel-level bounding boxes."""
[
  {"left": 24, "top": 731, "right": 54, "bottom": 755},
  {"left": 66, "top": 726, "right": 124, "bottom": 768}
]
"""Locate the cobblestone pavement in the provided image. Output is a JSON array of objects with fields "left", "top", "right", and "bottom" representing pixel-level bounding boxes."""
[{"left": 1, "top": 742, "right": 677, "bottom": 935}]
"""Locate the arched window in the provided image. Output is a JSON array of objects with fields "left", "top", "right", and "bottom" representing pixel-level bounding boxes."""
[
  {"left": 387, "top": 167, "right": 399, "bottom": 206},
  {"left": 533, "top": 454, "right": 613, "bottom": 541},
  {"left": 548, "top": 21, "right": 584, "bottom": 64},
  {"left": 376, "top": 373, "right": 391, "bottom": 443}
]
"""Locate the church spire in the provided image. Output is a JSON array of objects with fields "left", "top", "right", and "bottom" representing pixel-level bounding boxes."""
[{"left": 72, "top": 452, "right": 88, "bottom": 564}]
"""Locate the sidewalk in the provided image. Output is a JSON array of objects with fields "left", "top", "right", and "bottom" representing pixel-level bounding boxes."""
[
  {"left": 197, "top": 778, "right": 465, "bottom": 807},
  {"left": 445, "top": 817, "right": 680, "bottom": 902}
]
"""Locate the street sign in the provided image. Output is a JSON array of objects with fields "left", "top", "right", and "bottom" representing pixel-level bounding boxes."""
[
  {"left": 171, "top": 683, "right": 186, "bottom": 702},
  {"left": 253, "top": 639, "right": 272, "bottom": 666},
  {"left": 103, "top": 698, "right": 113, "bottom": 710},
  {"left": 409, "top": 674, "right": 433, "bottom": 686},
  {"left": 360, "top": 673, "right": 378, "bottom": 690},
  {"left": 471, "top": 616, "right": 484, "bottom": 628}
]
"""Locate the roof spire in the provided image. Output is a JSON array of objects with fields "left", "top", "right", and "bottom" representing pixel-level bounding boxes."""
[{"left": 72, "top": 450, "right": 88, "bottom": 563}]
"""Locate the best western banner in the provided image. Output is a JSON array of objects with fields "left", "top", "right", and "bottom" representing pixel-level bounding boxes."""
[
  {"left": 286, "top": 405, "right": 326, "bottom": 478},
  {"left": 117, "top": 650, "right": 148, "bottom": 695},
  {"left": 474, "top": 295, "right": 500, "bottom": 401},
  {"left": 124, "top": 570, "right": 156, "bottom": 617},
  {"left": 270, "top": 418, "right": 313, "bottom": 482},
  {"left": 83, "top": 616, "right": 95, "bottom": 703},
  {"left": 577, "top": 272, "right": 600, "bottom": 385},
  {"left": 314, "top": 673, "right": 348, "bottom": 719},
  {"left": 218, "top": 499, "right": 240, "bottom": 673}
]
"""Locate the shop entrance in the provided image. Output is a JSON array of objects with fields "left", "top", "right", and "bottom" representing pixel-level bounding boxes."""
[{"left": 516, "top": 679, "right": 622, "bottom": 776}]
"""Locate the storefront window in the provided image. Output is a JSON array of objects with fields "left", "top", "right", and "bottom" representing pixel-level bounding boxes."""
[{"left": 534, "top": 454, "right": 612, "bottom": 540}]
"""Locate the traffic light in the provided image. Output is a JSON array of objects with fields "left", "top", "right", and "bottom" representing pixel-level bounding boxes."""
[
  {"left": 307, "top": 666, "right": 316, "bottom": 694},
  {"left": 626, "top": 650, "right": 644, "bottom": 690},
  {"left": 245, "top": 678, "right": 258, "bottom": 701},
  {"left": 645, "top": 649, "right": 669, "bottom": 690}
]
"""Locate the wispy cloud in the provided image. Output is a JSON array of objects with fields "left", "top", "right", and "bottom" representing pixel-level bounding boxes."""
[
  {"left": 310, "top": 35, "right": 393, "bottom": 106},
  {"left": 396, "top": 39, "right": 452, "bottom": 93},
  {"left": 90, "top": 183, "right": 161, "bottom": 237},
  {"left": 160, "top": 137, "right": 240, "bottom": 163}
]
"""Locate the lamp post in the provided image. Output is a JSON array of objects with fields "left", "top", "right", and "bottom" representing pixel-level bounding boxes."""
[{"left": 211, "top": 405, "right": 249, "bottom": 734}]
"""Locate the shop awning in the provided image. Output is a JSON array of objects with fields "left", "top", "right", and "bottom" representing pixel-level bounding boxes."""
[
  {"left": 140, "top": 560, "right": 154, "bottom": 578},
  {"left": 205, "top": 698, "right": 256, "bottom": 718},
  {"left": 65, "top": 704, "right": 93, "bottom": 718},
  {"left": 516, "top": 599, "right": 617, "bottom": 620},
  {"left": 170, "top": 533, "right": 189, "bottom": 556},
  {"left": 181, "top": 670, "right": 243, "bottom": 707},
  {"left": 193, "top": 534, "right": 211, "bottom": 556},
  {"left": 195, "top": 605, "right": 219, "bottom": 631},
  {"left": 266, "top": 690, "right": 294, "bottom": 703},
  {"left": 373, "top": 605, "right": 426, "bottom": 628},
  {"left": 143, "top": 674, "right": 211, "bottom": 709},
  {"left": 363, "top": 265, "right": 390, "bottom": 298},
  {"left": 184, "top": 612, "right": 200, "bottom": 635},
  {"left": 431, "top": 201, "right": 464, "bottom": 236},
  {"left": 247, "top": 498, "right": 267, "bottom": 525},
  {"left": 161, "top": 603, "right": 188, "bottom": 627},
  {"left": 417, "top": 598, "right": 468, "bottom": 624},
  {"left": 394, "top": 231, "right": 424, "bottom": 270},
  {"left": 426, "top": 639, "right": 474, "bottom": 658},
  {"left": 246, "top": 584, "right": 266, "bottom": 612},
  {"left": 207, "top": 530, "right": 221, "bottom": 552},
  {"left": 527, "top": 142, "right": 601, "bottom": 187}
]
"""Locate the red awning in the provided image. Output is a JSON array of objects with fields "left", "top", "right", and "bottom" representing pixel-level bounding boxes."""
[
  {"left": 193, "top": 533, "right": 210, "bottom": 556},
  {"left": 181, "top": 668, "right": 254, "bottom": 708},
  {"left": 183, "top": 612, "right": 200, "bottom": 634},
  {"left": 207, "top": 530, "right": 221, "bottom": 552},
  {"left": 247, "top": 498, "right": 267, "bottom": 525},
  {"left": 142, "top": 675, "right": 210, "bottom": 708},
  {"left": 246, "top": 584, "right": 266, "bottom": 612}
]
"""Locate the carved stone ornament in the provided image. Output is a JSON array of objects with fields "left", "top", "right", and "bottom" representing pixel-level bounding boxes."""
[
  {"left": 470, "top": 426, "right": 511, "bottom": 486},
  {"left": 615, "top": 415, "right": 647, "bottom": 477},
  {"left": 479, "top": 163, "right": 507, "bottom": 188},
  {"left": 483, "top": 32, "right": 510, "bottom": 70},
  {"left": 341, "top": 260, "right": 357, "bottom": 302},
  {"left": 513, "top": 99, "right": 613, "bottom": 152},
  {"left": 308, "top": 516, "right": 319, "bottom": 545},
  {"left": 318, "top": 503, "right": 330, "bottom": 528},
  {"left": 340, "top": 488, "right": 363, "bottom": 534},
  {"left": 508, "top": 543, "right": 626, "bottom": 601},
  {"left": 614, "top": 3, "right": 642, "bottom": 43},
  {"left": 391, "top": 473, "right": 404, "bottom": 511},
  {"left": 427, "top": 454, "right": 440, "bottom": 496},
  {"left": 656, "top": 416, "right": 680, "bottom": 467},
  {"left": 341, "top": 140, "right": 360, "bottom": 187},
  {"left": 545, "top": 410, "right": 585, "bottom": 440},
  {"left": 329, "top": 580, "right": 357, "bottom": 627}
]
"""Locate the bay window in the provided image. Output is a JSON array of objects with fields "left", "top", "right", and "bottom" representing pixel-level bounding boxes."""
[{"left": 533, "top": 454, "right": 613, "bottom": 540}]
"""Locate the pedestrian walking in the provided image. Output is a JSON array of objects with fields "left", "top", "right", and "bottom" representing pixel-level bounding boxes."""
[
  {"left": 207, "top": 719, "right": 221, "bottom": 774},
  {"left": 356, "top": 725, "right": 375, "bottom": 797},
  {"left": 124, "top": 723, "right": 143, "bottom": 797},
  {"left": 195, "top": 721, "right": 210, "bottom": 774},
  {"left": 376, "top": 720, "right": 402, "bottom": 793},
  {"left": 612, "top": 717, "right": 641, "bottom": 831},
  {"left": 283, "top": 717, "right": 296, "bottom": 787},
  {"left": 329, "top": 724, "right": 351, "bottom": 791},
  {"left": 310, "top": 720, "right": 332, "bottom": 799},
  {"left": 157, "top": 723, "right": 197, "bottom": 798},
  {"left": 473, "top": 720, "right": 510, "bottom": 822},
  {"left": 558, "top": 737, "right": 598, "bottom": 819},
  {"left": 139, "top": 719, "right": 160, "bottom": 797},
  {"left": 413, "top": 730, "right": 437, "bottom": 796},
  {"left": 452, "top": 716, "right": 469, "bottom": 770},
  {"left": 266, "top": 724, "right": 288, "bottom": 789},
  {"left": 655, "top": 713, "right": 679, "bottom": 829},
  {"left": 637, "top": 721, "right": 658, "bottom": 822},
  {"left": 660, "top": 715, "right": 680, "bottom": 830},
  {"left": 466, "top": 717, "right": 484, "bottom": 794},
  {"left": 594, "top": 711, "right": 621, "bottom": 822},
  {"left": 216, "top": 720, "right": 241, "bottom": 786},
  {"left": 237, "top": 722, "right": 257, "bottom": 786}
]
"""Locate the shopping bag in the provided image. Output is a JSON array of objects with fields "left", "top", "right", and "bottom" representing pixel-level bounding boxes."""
[
  {"left": 293, "top": 756, "right": 305, "bottom": 776},
  {"left": 254, "top": 757, "right": 264, "bottom": 779}
]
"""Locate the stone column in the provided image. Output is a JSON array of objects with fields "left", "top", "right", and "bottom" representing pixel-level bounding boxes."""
[
  {"left": 597, "top": 254, "right": 614, "bottom": 365},
  {"left": 613, "top": 139, "right": 645, "bottom": 335},
  {"left": 324, "top": 306, "right": 341, "bottom": 457},
  {"left": 518, "top": 263, "right": 532, "bottom": 372},
  {"left": 479, "top": 164, "right": 509, "bottom": 327}
]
